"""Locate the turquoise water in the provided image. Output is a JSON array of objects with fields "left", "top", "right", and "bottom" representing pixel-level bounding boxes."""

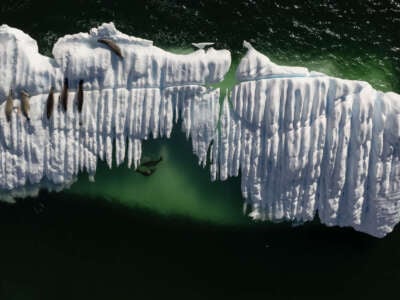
[{"left": 0, "top": 1, "right": 399, "bottom": 299}]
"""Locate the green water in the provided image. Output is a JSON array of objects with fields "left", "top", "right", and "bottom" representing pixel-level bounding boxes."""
[{"left": 69, "top": 131, "right": 247, "bottom": 226}]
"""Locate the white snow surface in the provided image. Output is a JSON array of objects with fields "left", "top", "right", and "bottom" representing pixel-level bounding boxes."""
[{"left": 1, "top": 24, "right": 400, "bottom": 238}]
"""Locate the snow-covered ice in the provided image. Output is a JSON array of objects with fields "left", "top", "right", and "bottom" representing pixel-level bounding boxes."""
[{"left": 1, "top": 24, "right": 400, "bottom": 238}]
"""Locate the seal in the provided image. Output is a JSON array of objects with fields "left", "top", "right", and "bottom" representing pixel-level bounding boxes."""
[
  {"left": 5, "top": 89, "right": 13, "bottom": 122},
  {"left": 141, "top": 156, "right": 163, "bottom": 167},
  {"left": 136, "top": 168, "right": 156, "bottom": 177},
  {"left": 60, "top": 78, "right": 68, "bottom": 112},
  {"left": 46, "top": 86, "right": 54, "bottom": 119},
  {"left": 77, "top": 80, "right": 84, "bottom": 113},
  {"left": 20, "top": 90, "right": 30, "bottom": 121},
  {"left": 97, "top": 38, "right": 123, "bottom": 59}
]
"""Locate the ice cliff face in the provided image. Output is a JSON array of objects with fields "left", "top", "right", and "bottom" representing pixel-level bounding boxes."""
[
  {"left": 1, "top": 24, "right": 400, "bottom": 238},
  {"left": 212, "top": 42, "right": 400, "bottom": 237}
]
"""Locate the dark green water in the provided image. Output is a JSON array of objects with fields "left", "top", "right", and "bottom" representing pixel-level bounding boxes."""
[{"left": 0, "top": 1, "right": 400, "bottom": 299}]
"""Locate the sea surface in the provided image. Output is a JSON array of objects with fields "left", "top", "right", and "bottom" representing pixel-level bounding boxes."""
[{"left": 0, "top": 1, "right": 399, "bottom": 299}]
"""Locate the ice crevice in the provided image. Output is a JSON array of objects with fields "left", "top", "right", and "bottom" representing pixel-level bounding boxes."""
[{"left": 1, "top": 24, "right": 400, "bottom": 238}]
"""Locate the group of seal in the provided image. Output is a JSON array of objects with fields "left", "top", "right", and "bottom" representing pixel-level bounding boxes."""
[
  {"left": 47, "top": 78, "right": 84, "bottom": 118},
  {"left": 2, "top": 38, "right": 160, "bottom": 176},
  {"left": 4, "top": 89, "right": 31, "bottom": 123},
  {"left": 4, "top": 38, "right": 123, "bottom": 123},
  {"left": 3, "top": 80, "right": 84, "bottom": 123},
  {"left": 47, "top": 77, "right": 84, "bottom": 118}
]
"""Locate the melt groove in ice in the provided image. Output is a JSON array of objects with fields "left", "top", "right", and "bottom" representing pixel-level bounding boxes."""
[{"left": 1, "top": 23, "right": 400, "bottom": 238}]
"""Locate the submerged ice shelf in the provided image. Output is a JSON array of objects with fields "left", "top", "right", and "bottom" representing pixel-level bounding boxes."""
[{"left": 1, "top": 23, "right": 400, "bottom": 238}]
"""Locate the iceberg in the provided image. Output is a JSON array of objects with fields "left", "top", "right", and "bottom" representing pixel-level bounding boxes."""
[{"left": 1, "top": 23, "right": 400, "bottom": 238}]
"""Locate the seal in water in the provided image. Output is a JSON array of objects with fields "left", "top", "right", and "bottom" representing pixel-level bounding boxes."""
[
  {"left": 46, "top": 86, "right": 54, "bottom": 119},
  {"left": 5, "top": 89, "right": 13, "bottom": 122},
  {"left": 136, "top": 168, "right": 156, "bottom": 177},
  {"left": 60, "top": 78, "right": 69, "bottom": 112},
  {"left": 21, "top": 90, "right": 30, "bottom": 121},
  {"left": 141, "top": 156, "right": 163, "bottom": 168},
  {"left": 97, "top": 38, "right": 123, "bottom": 59},
  {"left": 77, "top": 80, "right": 84, "bottom": 113}
]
